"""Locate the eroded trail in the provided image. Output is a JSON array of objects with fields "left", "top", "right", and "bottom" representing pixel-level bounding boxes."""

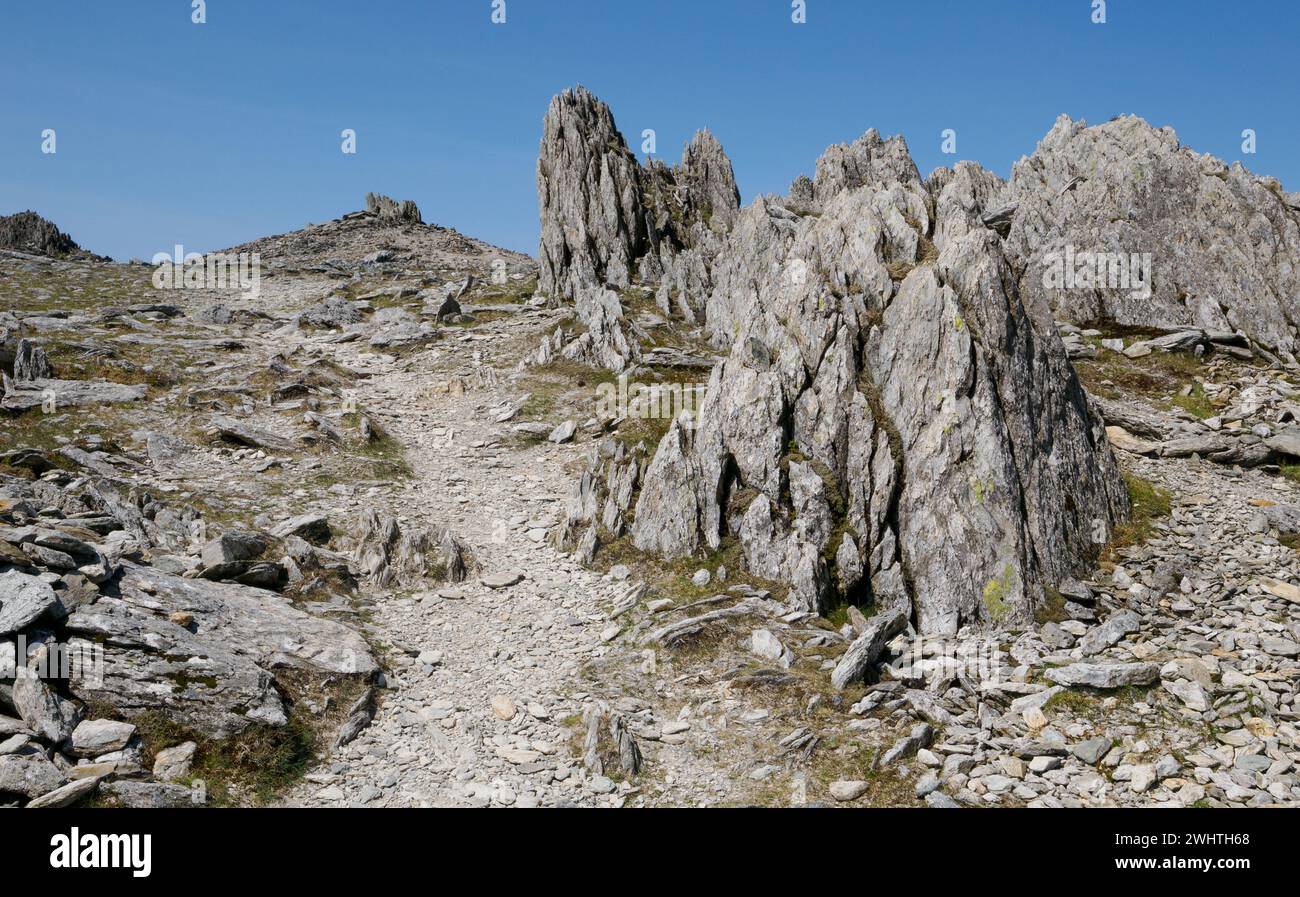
[{"left": 277, "top": 311, "right": 640, "bottom": 808}]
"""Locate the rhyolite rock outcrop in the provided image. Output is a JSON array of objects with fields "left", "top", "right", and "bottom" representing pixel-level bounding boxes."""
[
  {"left": 547, "top": 90, "right": 1131, "bottom": 635},
  {"left": 536, "top": 86, "right": 740, "bottom": 310},
  {"left": 364, "top": 192, "right": 423, "bottom": 225},
  {"left": 0, "top": 210, "right": 99, "bottom": 259},
  {"left": 995, "top": 114, "right": 1300, "bottom": 359}
]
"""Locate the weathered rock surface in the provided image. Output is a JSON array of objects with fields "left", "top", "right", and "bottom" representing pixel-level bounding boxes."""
[
  {"left": 1045, "top": 661, "right": 1160, "bottom": 689},
  {"left": 63, "top": 561, "right": 377, "bottom": 738},
  {"left": 623, "top": 143, "right": 1128, "bottom": 629},
  {"left": 365, "top": 192, "right": 422, "bottom": 225},
  {"left": 12, "top": 338, "right": 53, "bottom": 381},
  {"left": 0, "top": 750, "right": 66, "bottom": 798},
  {"left": 997, "top": 114, "right": 1300, "bottom": 358},
  {"left": 352, "top": 509, "right": 468, "bottom": 587},
  {"left": 0, "top": 569, "right": 58, "bottom": 635},
  {"left": 67, "top": 718, "right": 137, "bottom": 758},
  {"left": 537, "top": 86, "right": 739, "bottom": 301},
  {"left": 1, "top": 377, "right": 147, "bottom": 412},
  {"left": 830, "top": 607, "right": 908, "bottom": 689}
]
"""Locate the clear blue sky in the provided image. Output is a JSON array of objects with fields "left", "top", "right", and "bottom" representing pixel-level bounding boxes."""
[{"left": 3, "top": 1, "right": 1297, "bottom": 261}]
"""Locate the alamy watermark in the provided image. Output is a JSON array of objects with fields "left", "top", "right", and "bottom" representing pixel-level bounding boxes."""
[
  {"left": 890, "top": 624, "right": 1005, "bottom": 687},
  {"left": 152, "top": 244, "right": 261, "bottom": 298},
  {"left": 4, "top": 635, "right": 105, "bottom": 688},
  {"left": 1041, "top": 245, "right": 1152, "bottom": 301},
  {"left": 596, "top": 373, "right": 707, "bottom": 430}
]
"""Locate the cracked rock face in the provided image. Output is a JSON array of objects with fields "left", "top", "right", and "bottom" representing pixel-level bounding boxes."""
[
  {"left": 63, "top": 562, "right": 377, "bottom": 739},
  {"left": 628, "top": 147, "right": 1129, "bottom": 633},
  {"left": 536, "top": 86, "right": 739, "bottom": 302},
  {"left": 997, "top": 114, "right": 1300, "bottom": 358}
]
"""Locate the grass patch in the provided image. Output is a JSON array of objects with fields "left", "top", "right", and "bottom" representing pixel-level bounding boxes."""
[
  {"left": 130, "top": 711, "right": 316, "bottom": 806},
  {"left": 1169, "top": 382, "right": 1215, "bottom": 419},
  {"left": 126, "top": 670, "right": 369, "bottom": 807},
  {"left": 1042, "top": 689, "right": 1100, "bottom": 715},
  {"left": 342, "top": 413, "right": 414, "bottom": 478},
  {"left": 1103, "top": 473, "right": 1171, "bottom": 560},
  {"left": 1074, "top": 340, "right": 1206, "bottom": 404}
]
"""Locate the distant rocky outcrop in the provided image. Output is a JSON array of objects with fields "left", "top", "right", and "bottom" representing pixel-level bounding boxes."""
[
  {"left": 995, "top": 115, "right": 1300, "bottom": 359},
  {"left": 220, "top": 195, "right": 532, "bottom": 280},
  {"left": 536, "top": 86, "right": 739, "bottom": 302},
  {"left": 0, "top": 211, "right": 99, "bottom": 259},
  {"left": 364, "top": 193, "right": 423, "bottom": 225},
  {"left": 547, "top": 89, "right": 1130, "bottom": 634}
]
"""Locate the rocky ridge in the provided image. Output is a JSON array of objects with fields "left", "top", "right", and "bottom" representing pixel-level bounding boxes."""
[
  {"left": 0, "top": 211, "right": 103, "bottom": 261},
  {"left": 547, "top": 97, "right": 1130, "bottom": 634},
  {"left": 996, "top": 114, "right": 1300, "bottom": 360}
]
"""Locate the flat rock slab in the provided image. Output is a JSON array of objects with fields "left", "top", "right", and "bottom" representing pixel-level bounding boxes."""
[
  {"left": 64, "top": 561, "right": 377, "bottom": 739},
  {"left": 26, "top": 775, "right": 102, "bottom": 808},
  {"left": 270, "top": 514, "right": 332, "bottom": 545},
  {"left": 1106, "top": 426, "right": 1158, "bottom": 456},
  {"left": 104, "top": 780, "right": 199, "bottom": 808},
  {"left": 1045, "top": 662, "right": 1160, "bottom": 689},
  {"left": 0, "top": 378, "right": 146, "bottom": 412},
  {"left": 209, "top": 414, "right": 296, "bottom": 452},
  {"left": 1259, "top": 577, "right": 1300, "bottom": 604},
  {"left": 481, "top": 572, "right": 524, "bottom": 589}
]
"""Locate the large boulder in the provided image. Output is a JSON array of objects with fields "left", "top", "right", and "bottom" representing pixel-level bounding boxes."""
[{"left": 997, "top": 114, "right": 1300, "bottom": 358}]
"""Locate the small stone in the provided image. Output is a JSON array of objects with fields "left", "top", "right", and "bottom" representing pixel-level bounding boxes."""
[
  {"left": 925, "top": 791, "right": 961, "bottom": 808},
  {"left": 481, "top": 572, "right": 524, "bottom": 589},
  {"left": 1071, "top": 736, "right": 1112, "bottom": 765},
  {"left": 749, "top": 629, "right": 792, "bottom": 668},
  {"left": 490, "top": 695, "right": 517, "bottom": 720},
  {"left": 1130, "top": 764, "right": 1157, "bottom": 793},
  {"left": 547, "top": 420, "right": 577, "bottom": 444},
  {"left": 587, "top": 775, "right": 615, "bottom": 794},
  {"left": 1022, "top": 706, "right": 1048, "bottom": 730},
  {"left": 1029, "top": 756, "right": 1061, "bottom": 773},
  {"left": 829, "top": 780, "right": 870, "bottom": 802},
  {"left": 153, "top": 742, "right": 198, "bottom": 782}
]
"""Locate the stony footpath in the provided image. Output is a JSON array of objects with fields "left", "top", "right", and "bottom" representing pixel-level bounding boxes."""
[{"left": 275, "top": 302, "right": 646, "bottom": 807}]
